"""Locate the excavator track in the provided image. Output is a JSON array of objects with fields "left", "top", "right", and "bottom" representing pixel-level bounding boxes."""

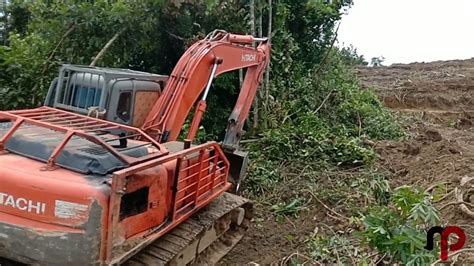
[{"left": 125, "top": 192, "right": 252, "bottom": 265}]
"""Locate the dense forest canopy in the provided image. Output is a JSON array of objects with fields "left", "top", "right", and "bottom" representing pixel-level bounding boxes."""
[
  {"left": 0, "top": 0, "right": 351, "bottom": 105},
  {"left": 0, "top": 0, "right": 360, "bottom": 137}
]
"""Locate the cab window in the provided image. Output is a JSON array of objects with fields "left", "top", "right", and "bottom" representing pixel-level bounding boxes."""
[{"left": 117, "top": 92, "right": 132, "bottom": 122}]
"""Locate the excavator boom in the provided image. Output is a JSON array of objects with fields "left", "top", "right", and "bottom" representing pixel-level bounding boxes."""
[{"left": 142, "top": 30, "right": 270, "bottom": 150}]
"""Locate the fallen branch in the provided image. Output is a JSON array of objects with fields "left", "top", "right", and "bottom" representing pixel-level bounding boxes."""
[
  {"left": 285, "top": 216, "right": 296, "bottom": 229},
  {"left": 90, "top": 29, "right": 124, "bottom": 67},
  {"left": 312, "top": 90, "right": 334, "bottom": 114},
  {"left": 433, "top": 190, "right": 454, "bottom": 203},
  {"left": 280, "top": 251, "right": 317, "bottom": 266},
  {"left": 240, "top": 139, "right": 260, "bottom": 144},
  {"left": 307, "top": 189, "right": 349, "bottom": 221},
  {"left": 455, "top": 187, "right": 474, "bottom": 218},
  {"left": 430, "top": 248, "right": 474, "bottom": 265},
  {"left": 374, "top": 253, "right": 387, "bottom": 265},
  {"left": 425, "top": 181, "right": 451, "bottom": 193},
  {"left": 357, "top": 112, "right": 362, "bottom": 137},
  {"left": 440, "top": 199, "right": 474, "bottom": 210}
]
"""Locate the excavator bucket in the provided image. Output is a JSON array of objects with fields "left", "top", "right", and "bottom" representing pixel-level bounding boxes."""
[{"left": 224, "top": 150, "right": 249, "bottom": 191}]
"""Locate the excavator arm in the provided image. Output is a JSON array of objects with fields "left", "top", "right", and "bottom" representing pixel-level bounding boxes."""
[{"left": 142, "top": 30, "right": 270, "bottom": 151}]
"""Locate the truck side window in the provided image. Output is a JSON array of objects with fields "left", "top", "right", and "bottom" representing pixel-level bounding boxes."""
[{"left": 117, "top": 92, "right": 132, "bottom": 122}]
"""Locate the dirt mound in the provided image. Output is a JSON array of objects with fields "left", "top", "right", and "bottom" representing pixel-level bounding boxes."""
[
  {"left": 224, "top": 59, "right": 474, "bottom": 264},
  {"left": 374, "top": 123, "right": 474, "bottom": 262},
  {"left": 363, "top": 59, "right": 474, "bottom": 261},
  {"left": 355, "top": 59, "right": 474, "bottom": 112},
  {"left": 375, "top": 125, "right": 468, "bottom": 188}
]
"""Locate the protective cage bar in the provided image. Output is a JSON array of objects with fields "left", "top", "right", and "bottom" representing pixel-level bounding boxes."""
[
  {"left": 0, "top": 106, "right": 167, "bottom": 169},
  {"left": 106, "top": 142, "right": 231, "bottom": 264}
]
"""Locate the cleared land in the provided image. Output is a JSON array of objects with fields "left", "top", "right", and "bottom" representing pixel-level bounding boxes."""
[{"left": 224, "top": 59, "right": 474, "bottom": 264}]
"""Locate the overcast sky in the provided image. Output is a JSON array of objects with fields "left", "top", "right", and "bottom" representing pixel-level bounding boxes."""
[{"left": 338, "top": 0, "right": 474, "bottom": 65}]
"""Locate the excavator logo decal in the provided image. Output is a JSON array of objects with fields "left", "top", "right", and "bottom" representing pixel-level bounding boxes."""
[
  {"left": 0, "top": 192, "right": 46, "bottom": 215},
  {"left": 241, "top": 53, "right": 257, "bottom": 62}
]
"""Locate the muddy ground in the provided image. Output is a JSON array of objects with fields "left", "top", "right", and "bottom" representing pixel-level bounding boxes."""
[{"left": 223, "top": 59, "right": 474, "bottom": 264}]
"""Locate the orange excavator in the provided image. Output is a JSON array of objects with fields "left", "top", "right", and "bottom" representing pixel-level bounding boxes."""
[{"left": 0, "top": 30, "right": 270, "bottom": 265}]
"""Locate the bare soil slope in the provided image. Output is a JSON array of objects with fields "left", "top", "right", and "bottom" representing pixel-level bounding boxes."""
[
  {"left": 224, "top": 59, "right": 474, "bottom": 265},
  {"left": 356, "top": 59, "right": 474, "bottom": 112},
  {"left": 358, "top": 59, "right": 474, "bottom": 262}
]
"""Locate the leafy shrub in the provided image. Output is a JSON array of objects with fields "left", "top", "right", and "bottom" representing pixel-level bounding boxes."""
[
  {"left": 336, "top": 89, "right": 404, "bottom": 140},
  {"left": 245, "top": 52, "right": 403, "bottom": 194},
  {"left": 309, "top": 234, "right": 360, "bottom": 264},
  {"left": 0, "top": 33, "right": 50, "bottom": 109},
  {"left": 368, "top": 173, "right": 391, "bottom": 205},
  {"left": 271, "top": 198, "right": 304, "bottom": 219},
  {"left": 246, "top": 160, "right": 283, "bottom": 195},
  {"left": 250, "top": 112, "right": 375, "bottom": 167},
  {"left": 359, "top": 186, "right": 440, "bottom": 264}
]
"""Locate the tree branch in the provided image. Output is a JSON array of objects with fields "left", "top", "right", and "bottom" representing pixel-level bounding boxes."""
[
  {"left": 307, "top": 189, "right": 349, "bottom": 221},
  {"left": 312, "top": 90, "right": 334, "bottom": 114},
  {"left": 314, "top": 22, "right": 341, "bottom": 76},
  {"left": 46, "top": 23, "right": 77, "bottom": 65},
  {"left": 431, "top": 248, "right": 474, "bottom": 265},
  {"left": 166, "top": 30, "right": 184, "bottom": 41},
  {"left": 31, "top": 23, "right": 77, "bottom": 105},
  {"left": 90, "top": 29, "right": 124, "bottom": 67}
]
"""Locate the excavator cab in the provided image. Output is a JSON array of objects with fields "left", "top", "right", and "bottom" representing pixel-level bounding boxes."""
[
  {"left": 44, "top": 64, "right": 248, "bottom": 190},
  {"left": 45, "top": 65, "right": 168, "bottom": 128},
  {"left": 44, "top": 64, "right": 250, "bottom": 188}
]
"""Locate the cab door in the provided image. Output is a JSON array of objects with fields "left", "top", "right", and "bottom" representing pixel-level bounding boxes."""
[
  {"left": 131, "top": 90, "right": 160, "bottom": 127},
  {"left": 107, "top": 80, "right": 161, "bottom": 127}
]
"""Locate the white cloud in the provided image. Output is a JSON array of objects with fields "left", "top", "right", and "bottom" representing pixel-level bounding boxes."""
[{"left": 338, "top": 0, "right": 474, "bottom": 65}]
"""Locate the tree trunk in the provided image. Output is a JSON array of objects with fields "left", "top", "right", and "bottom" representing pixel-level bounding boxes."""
[
  {"left": 239, "top": 69, "right": 243, "bottom": 87},
  {"left": 90, "top": 29, "right": 124, "bottom": 67},
  {"left": 250, "top": 0, "right": 259, "bottom": 129},
  {"left": 264, "top": 0, "right": 272, "bottom": 112},
  {"left": 0, "top": 0, "right": 8, "bottom": 45},
  {"left": 258, "top": 2, "right": 263, "bottom": 38},
  {"left": 31, "top": 23, "right": 77, "bottom": 106}
]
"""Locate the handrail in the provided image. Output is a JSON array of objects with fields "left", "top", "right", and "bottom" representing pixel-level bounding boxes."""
[
  {"left": 106, "top": 141, "right": 231, "bottom": 263},
  {"left": 0, "top": 106, "right": 168, "bottom": 170}
]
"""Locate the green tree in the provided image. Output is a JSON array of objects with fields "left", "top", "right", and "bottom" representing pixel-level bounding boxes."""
[
  {"left": 370, "top": 56, "right": 385, "bottom": 67},
  {"left": 339, "top": 44, "right": 368, "bottom": 66},
  {"left": 0, "top": 0, "right": 8, "bottom": 45}
]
